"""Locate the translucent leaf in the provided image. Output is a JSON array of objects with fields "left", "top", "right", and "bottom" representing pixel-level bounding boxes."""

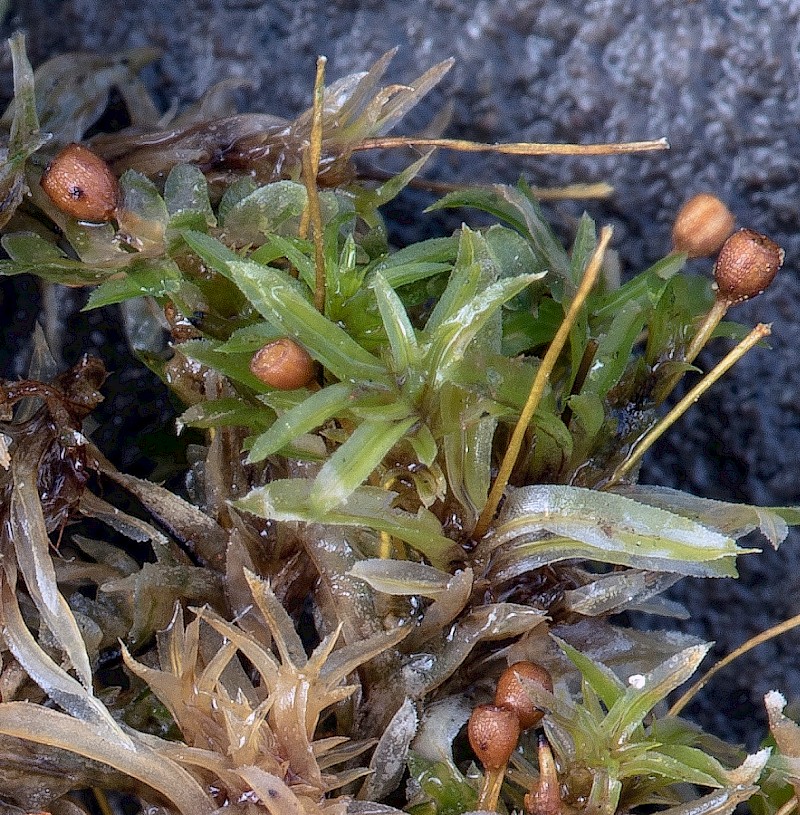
[
  {"left": 178, "top": 337, "right": 273, "bottom": 393},
  {"left": 428, "top": 182, "right": 572, "bottom": 295},
  {"left": 164, "top": 163, "right": 215, "bottom": 227},
  {"left": 581, "top": 299, "right": 649, "bottom": 400},
  {"left": 599, "top": 643, "right": 712, "bottom": 743},
  {"left": 359, "top": 697, "right": 418, "bottom": 801},
  {"left": 594, "top": 251, "right": 686, "bottom": 318},
  {"left": 426, "top": 272, "right": 544, "bottom": 385},
  {"left": 177, "top": 396, "right": 271, "bottom": 433},
  {"left": 216, "top": 322, "right": 283, "bottom": 353},
  {"left": 10, "top": 462, "right": 93, "bottom": 688},
  {"left": 553, "top": 637, "right": 626, "bottom": 710},
  {"left": 246, "top": 382, "right": 355, "bottom": 463},
  {"left": 411, "top": 695, "right": 472, "bottom": 767},
  {"left": 349, "top": 559, "right": 455, "bottom": 598},
  {"left": 0, "top": 232, "right": 111, "bottom": 284},
  {"left": 0, "top": 574, "right": 129, "bottom": 740},
  {"left": 424, "top": 227, "right": 498, "bottom": 337},
  {"left": 83, "top": 258, "right": 182, "bottom": 309},
  {"left": 562, "top": 570, "right": 682, "bottom": 617},
  {"left": 310, "top": 416, "right": 417, "bottom": 513},
  {"left": 236, "top": 766, "right": 308, "bottom": 815},
  {"left": 371, "top": 272, "right": 420, "bottom": 376},
  {"left": 488, "top": 485, "right": 756, "bottom": 578},
  {"left": 180, "top": 228, "right": 241, "bottom": 281},
  {"left": 404, "top": 603, "right": 546, "bottom": 698},
  {"left": 222, "top": 180, "right": 307, "bottom": 244},
  {"left": 616, "top": 484, "right": 794, "bottom": 548},
  {"left": 115, "top": 170, "right": 168, "bottom": 253},
  {"left": 440, "top": 384, "right": 493, "bottom": 527},
  {"left": 357, "top": 150, "right": 435, "bottom": 215},
  {"left": 0, "top": 33, "right": 50, "bottom": 229},
  {"left": 368, "top": 236, "right": 456, "bottom": 288},
  {"left": 234, "top": 479, "right": 459, "bottom": 568},
  {"left": 249, "top": 233, "right": 316, "bottom": 289}
]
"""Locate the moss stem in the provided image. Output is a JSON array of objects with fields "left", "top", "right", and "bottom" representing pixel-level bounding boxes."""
[
  {"left": 478, "top": 764, "right": 507, "bottom": 812},
  {"left": 300, "top": 55, "right": 327, "bottom": 313},
  {"left": 683, "top": 296, "right": 730, "bottom": 367},
  {"left": 473, "top": 227, "right": 611, "bottom": 539},
  {"left": 352, "top": 136, "right": 669, "bottom": 156}
]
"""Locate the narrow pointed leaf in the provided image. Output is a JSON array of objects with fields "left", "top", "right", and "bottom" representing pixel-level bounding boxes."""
[
  {"left": 601, "top": 644, "right": 712, "bottom": 743},
  {"left": 310, "top": 416, "right": 416, "bottom": 512},
  {"left": 490, "top": 485, "right": 756, "bottom": 577},
  {"left": 371, "top": 272, "right": 419, "bottom": 375},
  {"left": 234, "top": 480, "right": 459, "bottom": 568},
  {"left": 247, "top": 382, "right": 355, "bottom": 462}
]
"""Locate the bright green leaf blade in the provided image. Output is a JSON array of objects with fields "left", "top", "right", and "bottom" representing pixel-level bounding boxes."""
[
  {"left": 554, "top": 636, "right": 626, "bottom": 709},
  {"left": 83, "top": 259, "right": 182, "bottom": 310},
  {"left": 582, "top": 301, "right": 648, "bottom": 399},
  {"left": 178, "top": 338, "right": 272, "bottom": 393},
  {"left": 601, "top": 643, "right": 712, "bottom": 743},
  {"left": 310, "top": 416, "right": 416, "bottom": 513},
  {"left": 0, "top": 232, "right": 114, "bottom": 284},
  {"left": 371, "top": 272, "right": 419, "bottom": 375},
  {"left": 247, "top": 382, "right": 355, "bottom": 463},
  {"left": 180, "top": 229, "right": 241, "bottom": 280},
  {"left": 216, "top": 322, "right": 284, "bottom": 354},
  {"left": 234, "top": 480, "right": 459, "bottom": 567},
  {"left": 227, "top": 259, "right": 389, "bottom": 383},
  {"left": 177, "top": 397, "right": 271, "bottom": 433},
  {"left": 616, "top": 750, "right": 723, "bottom": 787},
  {"left": 427, "top": 272, "right": 544, "bottom": 385},
  {"left": 424, "top": 227, "right": 496, "bottom": 336},
  {"left": 250, "top": 234, "right": 316, "bottom": 290},
  {"left": 427, "top": 182, "right": 572, "bottom": 293}
]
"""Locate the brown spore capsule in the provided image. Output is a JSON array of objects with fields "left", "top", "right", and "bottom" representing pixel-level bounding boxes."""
[
  {"left": 250, "top": 338, "right": 315, "bottom": 390},
  {"left": 672, "top": 193, "right": 735, "bottom": 259},
  {"left": 40, "top": 143, "right": 119, "bottom": 222},
  {"left": 714, "top": 228, "right": 784, "bottom": 305},
  {"left": 495, "top": 661, "right": 553, "bottom": 730},
  {"left": 468, "top": 703, "right": 521, "bottom": 770}
]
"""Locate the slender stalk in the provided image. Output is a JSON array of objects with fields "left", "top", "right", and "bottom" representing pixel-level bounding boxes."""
[
  {"left": 353, "top": 136, "right": 669, "bottom": 156},
  {"left": 93, "top": 788, "right": 115, "bottom": 815},
  {"left": 670, "top": 609, "right": 800, "bottom": 717},
  {"left": 683, "top": 297, "right": 730, "bottom": 366},
  {"left": 473, "top": 227, "right": 612, "bottom": 539},
  {"left": 607, "top": 323, "right": 771, "bottom": 487},
  {"left": 300, "top": 56, "right": 328, "bottom": 313},
  {"left": 478, "top": 765, "right": 507, "bottom": 812}
]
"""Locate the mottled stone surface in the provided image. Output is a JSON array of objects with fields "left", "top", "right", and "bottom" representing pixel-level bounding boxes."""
[{"left": 3, "top": 0, "right": 800, "bottom": 746}]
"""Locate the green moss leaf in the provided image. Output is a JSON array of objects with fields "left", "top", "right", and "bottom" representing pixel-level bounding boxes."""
[
  {"left": 489, "top": 485, "right": 758, "bottom": 577},
  {"left": 234, "top": 480, "right": 459, "bottom": 567}
]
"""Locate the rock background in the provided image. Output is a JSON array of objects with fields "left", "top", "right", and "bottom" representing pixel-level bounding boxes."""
[{"left": 3, "top": 0, "right": 800, "bottom": 748}]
